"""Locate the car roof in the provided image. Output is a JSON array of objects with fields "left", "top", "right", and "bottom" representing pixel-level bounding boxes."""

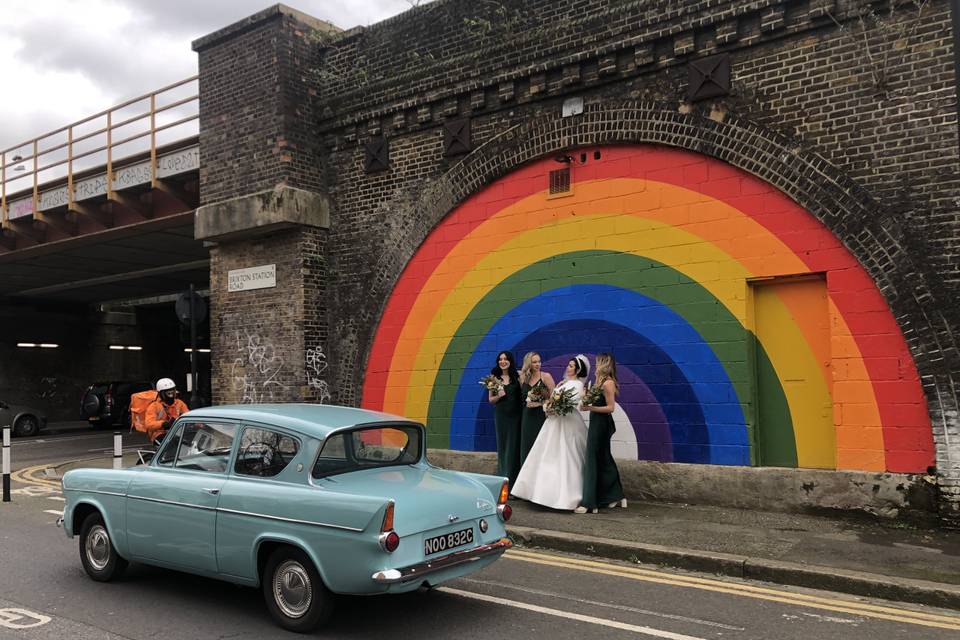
[{"left": 180, "top": 404, "right": 420, "bottom": 439}]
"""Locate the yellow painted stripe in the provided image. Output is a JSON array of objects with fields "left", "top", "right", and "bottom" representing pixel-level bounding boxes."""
[
  {"left": 395, "top": 215, "right": 836, "bottom": 467},
  {"left": 505, "top": 549, "right": 960, "bottom": 629},
  {"left": 11, "top": 464, "right": 62, "bottom": 489}
]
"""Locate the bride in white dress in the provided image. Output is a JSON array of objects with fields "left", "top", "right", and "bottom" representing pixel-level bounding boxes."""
[{"left": 511, "top": 354, "right": 590, "bottom": 510}]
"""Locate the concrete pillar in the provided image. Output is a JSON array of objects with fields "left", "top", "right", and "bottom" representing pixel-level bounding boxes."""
[
  {"left": 196, "top": 188, "right": 330, "bottom": 405},
  {"left": 192, "top": 6, "right": 339, "bottom": 405}
]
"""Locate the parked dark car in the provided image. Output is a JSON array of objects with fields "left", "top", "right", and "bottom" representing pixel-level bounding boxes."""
[
  {"left": 81, "top": 381, "right": 154, "bottom": 428},
  {"left": 0, "top": 399, "right": 47, "bottom": 437}
]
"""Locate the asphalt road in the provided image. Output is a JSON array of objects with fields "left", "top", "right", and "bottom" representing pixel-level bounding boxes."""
[
  {"left": 2, "top": 428, "right": 959, "bottom": 639},
  {"left": 6, "top": 421, "right": 151, "bottom": 471}
]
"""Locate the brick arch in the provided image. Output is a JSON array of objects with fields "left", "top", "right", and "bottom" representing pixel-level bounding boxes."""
[{"left": 347, "top": 101, "right": 959, "bottom": 516}]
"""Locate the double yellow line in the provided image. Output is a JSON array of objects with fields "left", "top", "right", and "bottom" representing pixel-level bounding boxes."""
[
  {"left": 10, "top": 463, "right": 62, "bottom": 490},
  {"left": 505, "top": 548, "right": 960, "bottom": 631}
]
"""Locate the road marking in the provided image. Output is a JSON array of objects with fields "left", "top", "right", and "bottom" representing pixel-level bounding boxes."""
[
  {"left": 12, "top": 463, "right": 65, "bottom": 490},
  {"left": 439, "top": 587, "right": 706, "bottom": 639},
  {"left": 505, "top": 550, "right": 960, "bottom": 631},
  {"left": 47, "top": 496, "right": 66, "bottom": 502},
  {"left": 43, "top": 510, "right": 63, "bottom": 516},
  {"left": 11, "top": 486, "right": 61, "bottom": 497},
  {"left": 459, "top": 577, "right": 744, "bottom": 631},
  {"left": 0, "top": 608, "right": 51, "bottom": 629}
]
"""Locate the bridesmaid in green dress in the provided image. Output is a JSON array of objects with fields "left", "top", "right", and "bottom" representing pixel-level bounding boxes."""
[
  {"left": 576, "top": 352, "right": 627, "bottom": 514},
  {"left": 489, "top": 351, "right": 522, "bottom": 487},
  {"left": 519, "top": 351, "right": 555, "bottom": 468}
]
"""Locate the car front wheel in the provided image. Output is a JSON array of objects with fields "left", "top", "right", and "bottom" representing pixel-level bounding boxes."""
[
  {"left": 79, "top": 512, "right": 128, "bottom": 581},
  {"left": 14, "top": 415, "right": 39, "bottom": 437},
  {"left": 262, "top": 547, "right": 334, "bottom": 632}
]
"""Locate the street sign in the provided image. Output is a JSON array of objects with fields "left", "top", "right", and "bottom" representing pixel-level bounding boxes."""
[{"left": 175, "top": 290, "right": 207, "bottom": 325}]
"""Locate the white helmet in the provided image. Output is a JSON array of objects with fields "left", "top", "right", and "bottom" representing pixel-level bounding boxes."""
[{"left": 156, "top": 378, "right": 177, "bottom": 392}]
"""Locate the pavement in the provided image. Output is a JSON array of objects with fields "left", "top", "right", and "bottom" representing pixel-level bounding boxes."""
[{"left": 50, "top": 452, "right": 960, "bottom": 611}]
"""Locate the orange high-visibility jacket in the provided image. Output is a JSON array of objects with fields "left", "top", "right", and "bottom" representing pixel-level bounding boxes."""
[{"left": 144, "top": 398, "right": 189, "bottom": 443}]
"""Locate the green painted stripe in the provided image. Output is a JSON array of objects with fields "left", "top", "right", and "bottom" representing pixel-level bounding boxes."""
[
  {"left": 425, "top": 249, "right": 794, "bottom": 463},
  {"left": 752, "top": 331, "right": 798, "bottom": 466}
]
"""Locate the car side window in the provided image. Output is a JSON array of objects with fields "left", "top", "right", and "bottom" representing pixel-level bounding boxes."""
[
  {"left": 173, "top": 422, "right": 237, "bottom": 474},
  {"left": 235, "top": 427, "right": 300, "bottom": 477},
  {"left": 156, "top": 424, "right": 185, "bottom": 466}
]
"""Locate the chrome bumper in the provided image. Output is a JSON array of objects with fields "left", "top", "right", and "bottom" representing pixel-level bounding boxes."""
[{"left": 371, "top": 537, "right": 512, "bottom": 584}]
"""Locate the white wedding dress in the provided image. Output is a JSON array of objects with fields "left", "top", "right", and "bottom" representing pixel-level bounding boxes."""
[{"left": 511, "top": 378, "right": 588, "bottom": 510}]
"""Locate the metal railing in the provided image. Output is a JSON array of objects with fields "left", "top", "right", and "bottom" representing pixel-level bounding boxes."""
[{"left": 0, "top": 76, "right": 199, "bottom": 225}]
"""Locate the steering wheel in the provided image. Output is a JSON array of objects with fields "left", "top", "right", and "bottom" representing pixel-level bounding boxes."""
[{"left": 239, "top": 442, "right": 282, "bottom": 475}]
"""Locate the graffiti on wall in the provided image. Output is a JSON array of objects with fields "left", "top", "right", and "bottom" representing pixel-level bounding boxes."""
[
  {"left": 230, "top": 329, "right": 285, "bottom": 404},
  {"left": 361, "top": 145, "right": 934, "bottom": 474},
  {"left": 306, "top": 345, "right": 331, "bottom": 403}
]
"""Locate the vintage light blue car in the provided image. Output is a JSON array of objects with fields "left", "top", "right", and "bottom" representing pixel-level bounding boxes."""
[{"left": 59, "top": 405, "right": 513, "bottom": 632}]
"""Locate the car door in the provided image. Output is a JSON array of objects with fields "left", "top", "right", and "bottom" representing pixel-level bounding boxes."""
[{"left": 126, "top": 420, "right": 238, "bottom": 573}]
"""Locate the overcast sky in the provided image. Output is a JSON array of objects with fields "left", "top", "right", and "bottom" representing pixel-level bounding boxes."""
[{"left": 0, "top": 0, "right": 421, "bottom": 152}]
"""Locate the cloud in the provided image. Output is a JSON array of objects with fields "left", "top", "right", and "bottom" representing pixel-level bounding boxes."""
[{"left": 0, "top": 0, "right": 419, "bottom": 151}]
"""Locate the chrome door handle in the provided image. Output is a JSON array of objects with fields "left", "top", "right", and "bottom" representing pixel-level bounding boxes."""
[{"left": 202, "top": 488, "right": 220, "bottom": 495}]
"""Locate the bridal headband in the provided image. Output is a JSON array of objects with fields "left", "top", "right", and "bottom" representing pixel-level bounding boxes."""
[{"left": 575, "top": 354, "right": 590, "bottom": 379}]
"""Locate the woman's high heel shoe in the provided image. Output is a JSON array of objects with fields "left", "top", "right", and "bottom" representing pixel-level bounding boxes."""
[
  {"left": 607, "top": 499, "right": 628, "bottom": 509},
  {"left": 574, "top": 506, "right": 597, "bottom": 514}
]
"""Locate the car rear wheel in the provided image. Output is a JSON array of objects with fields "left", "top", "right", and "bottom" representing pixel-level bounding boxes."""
[
  {"left": 262, "top": 547, "right": 333, "bottom": 632},
  {"left": 79, "top": 512, "right": 127, "bottom": 582},
  {"left": 14, "top": 415, "right": 39, "bottom": 437}
]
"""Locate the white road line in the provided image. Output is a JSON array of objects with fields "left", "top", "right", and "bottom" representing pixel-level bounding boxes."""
[
  {"left": 46, "top": 496, "right": 66, "bottom": 502},
  {"left": 43, "top": 510, "right": 63, "bottom": 516},
  {"left": 459, "top": 578, "right": 744, "bottom": 631},
  {"left": 438, "top": 587, "right": 706, "bottom": 640}
]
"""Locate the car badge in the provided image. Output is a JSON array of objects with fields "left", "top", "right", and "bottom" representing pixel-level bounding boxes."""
[
  {"left": 476, "top": 499, "right": 494, "bottom": 511},
  {"left": 448, "top": 515, "right": 460, "bottom": 523}
]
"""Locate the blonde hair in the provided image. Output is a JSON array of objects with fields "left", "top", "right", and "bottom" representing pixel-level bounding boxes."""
[
  {"left": 594, "top": 353, "right": 619, "bottom": 395},
  {"left": 520, "top": 351, "right": 540, "bottom": 385}
]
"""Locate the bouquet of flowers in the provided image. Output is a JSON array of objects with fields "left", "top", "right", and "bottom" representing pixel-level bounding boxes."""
[
  {"left": 479, "top": 374, "right": 504, "bottom": 394},
  {"left": 582, "top": 382, "right": 605, "bottom": 407},
  {"left": 526, "top": 381, "right": 548, "bottom": 404},
  {"left": 544, "top": 386, "right": 577, "bottom": 416}
]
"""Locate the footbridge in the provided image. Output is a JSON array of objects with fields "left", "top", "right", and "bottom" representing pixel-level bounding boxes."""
[{"left": 0, "top": 77, "right": 206, "bottom": 305}]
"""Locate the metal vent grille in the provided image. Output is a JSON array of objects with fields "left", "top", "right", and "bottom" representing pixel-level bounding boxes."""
[{"left": 549, "top": 167, "right": 571, "bottom": 194}]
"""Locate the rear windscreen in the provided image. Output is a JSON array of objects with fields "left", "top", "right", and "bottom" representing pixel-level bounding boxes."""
[{"left": 312, "top": 425, "right": 421, "bottom": 478}]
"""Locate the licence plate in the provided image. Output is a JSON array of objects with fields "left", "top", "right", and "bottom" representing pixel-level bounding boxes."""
[{"left": 424, "top": 527, "right": 474, "bottom": 556}]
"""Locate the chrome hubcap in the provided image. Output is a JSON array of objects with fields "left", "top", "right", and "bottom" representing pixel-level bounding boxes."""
[
  {"left": 85, "top": 525, "right": 111, "bottom": 571},
  {"left": 273, "top": 560, "right": 313, "bottom": 618}
]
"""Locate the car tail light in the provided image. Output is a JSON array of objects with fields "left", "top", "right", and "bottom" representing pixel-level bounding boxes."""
[
  {"left": 381, "top": 500, "right": 395, "bottom": 532},
  {"left": 381, "top": 531, "right": 400, "bottom": 553},
  {"left": 497, "top": 504, "right": 512, "bottom": 522},
  {"left": 498, "top": 481, "right": 509, "bottom": 505},
  {"left": 379, "top": 500, "right": 399, "bottom": 553}
]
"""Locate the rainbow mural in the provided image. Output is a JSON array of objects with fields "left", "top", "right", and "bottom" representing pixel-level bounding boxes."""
[{"left": 362, "top": 146, "right": 935, "bottom": 473}]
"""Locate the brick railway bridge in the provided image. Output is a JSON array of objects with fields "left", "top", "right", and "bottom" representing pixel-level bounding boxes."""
[{"left": 3, "top": 0, "right": 960, "bottom": 522}]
